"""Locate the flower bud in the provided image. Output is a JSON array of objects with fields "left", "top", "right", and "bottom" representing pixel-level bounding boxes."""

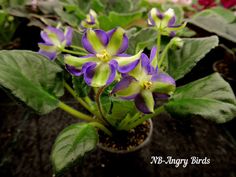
[
  {"left": 148, "top": 8, "right": 186, "bottom": 37},
  {"left": 172, "top": 37, "right": 184, "bottom": 48},
  {"left": 80, "top": 9, "right": 99, "bottom": 31}
]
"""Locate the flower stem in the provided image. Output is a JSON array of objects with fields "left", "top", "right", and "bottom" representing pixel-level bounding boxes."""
[
  {"left": 118, "top": 112, "right": 141, "bottom": 131},
  {"left": 158, "top": 40, "right": 173, "bottom": 68},
  {"left": 153, "top": 29, "right": 161, "bottom": 69},
  {"left": 127, "top": 106, "right": 165, "bottom": 130},
  {"left": 61, "top": 48, "right": 87, "bottom": 56},
  {"left": 70, "top": 45, "right": 87, "bottom": 52},
  {"left": 58, "top": 101, "right": 95, "bottom": 122},
  {"left": 95, "top": 86, "right": 110, "bottom": 126},
  {"left": 64, "top": 82, "right": 95, "bottom": 114},
  {"left": 84, "top": 96, "right": 95, "bottom": 109},
  {"left": 89, "top": 122, "right": 112, "bottom": 137}
]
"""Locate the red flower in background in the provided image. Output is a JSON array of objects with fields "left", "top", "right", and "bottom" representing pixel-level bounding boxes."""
[
  {"left": 221, "top": 0, "right": 236, "bottom": 8},
  {"left": 198, "top": 0, "right": 217, "bottom": 9}
]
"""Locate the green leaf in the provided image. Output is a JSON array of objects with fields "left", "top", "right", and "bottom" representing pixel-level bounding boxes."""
[
  {"left": 101, "top": 0, "right": 132, "bottom": 13},
  {"left": 98, "top": 9, "right": 144, "bottom": 31},
  {"left": 71, "top": 29, "right": 83, "bottom": 47},
  {"left": 54, "top": 6, "right": 81, "bottom": 27},
  {"left": 0, "top": 50, "right": 64, "bottom": 114},
  {"left": 166, "top": 36, "right": 219, "bottom": 80},
  {"left": 101, "top": 97, "right": 137, "bottom": 127},
  {"left": 51, "top": 123, "right": 98, "bottom": 175},
  {"left": 72, "top": 76, "right": 90, "bottom": 97},
  {"left": 189, "top": 13, "right": 236, "bottom": 43},
  {"left": 165, "top": 73, "right": 236, "bottom": 123},
  {"left": 211, "top": 7, "right": 235, "bottom": 23},
  {"left": 127, "top": 28, "right": 157, "bottom": 54},
  {"left": 177, "top": 27, "right": 196, "bottom": 37},
  {"left": 78, "top": 0, "right": 105, "bottom": 13},
  {"left": 193, "top": 7, "right": 235, "bottom": 23}
]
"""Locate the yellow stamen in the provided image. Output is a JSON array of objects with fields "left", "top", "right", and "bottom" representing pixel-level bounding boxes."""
[
  {"left": 96, "top": 49, "right": 111, "bottom": 62},
  {"left": 143, "top": 81, "right": 152, "bottom": 90}
]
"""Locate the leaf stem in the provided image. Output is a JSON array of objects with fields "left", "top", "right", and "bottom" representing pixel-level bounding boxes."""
[
  {"left": 58, "top": 101, "right": 95, "bottom": 122},
  {"left": 89, "top": 122, "right": 112, "bottom": 137}
]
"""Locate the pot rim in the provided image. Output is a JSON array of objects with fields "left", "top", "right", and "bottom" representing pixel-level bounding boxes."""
[{"left": 97, "top": 119, "right": 153, "bottom": 154}]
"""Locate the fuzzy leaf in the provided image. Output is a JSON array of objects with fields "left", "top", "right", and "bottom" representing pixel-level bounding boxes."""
[
  {"left": 127, "top": 28, "right": 157, "bottom": 54},
  {"left": 189, "top": 12, "right": 236, "bottom": 43},
  {"left": 102, "top": 97, "right": 137, "bottom": 127},
  {"left": 166, "top": 36, "right": 219, "bottom": 80},
  {"left": 165, "top": 73, "right": 236, "bottom": 123},
  {"left": 101, "top": 0, "right": 132, "bottom": 13},
  {"left": 51, "top": 123, "right": 98, "bottom": 175},
  {"left": 0, "top": 50, "right": 64, "bottom": 114},
  {"left": 72, "top": 76, "right": 90, "bottom": 97},
  {"left": 98, "top": 9, "right": 144, "bottom": 31}
]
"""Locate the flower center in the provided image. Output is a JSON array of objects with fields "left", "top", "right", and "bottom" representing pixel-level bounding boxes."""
[
  {"left": 143, "top": 81, "right": 152, "bottom": 90},
  {"left": 96, "top": 49, "right": 111, "bottom": 62}
]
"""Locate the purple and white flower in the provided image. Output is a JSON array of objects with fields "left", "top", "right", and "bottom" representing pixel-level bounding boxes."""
[
  {"left": 80, "top": 9, "right": 99, "bottom": 31},
  {"left": 38, "top": 26, "right": 73, "bottom": 60},
  {"left": 147, "top": 8, "right": 186, "bottom": 37},
  {"left": 65, "top": 27, "right": 142, "bottom": 87},
  {"left": 112, "top": 47, "right": 176, "bottom": 114}
]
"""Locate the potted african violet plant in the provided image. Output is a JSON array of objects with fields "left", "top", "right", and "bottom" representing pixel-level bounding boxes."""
[{"left": 0, "top": 7, "right": 236, "bottom": 176}]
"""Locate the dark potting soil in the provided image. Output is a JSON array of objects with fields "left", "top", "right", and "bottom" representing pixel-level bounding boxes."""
[
  {"left": 1, "top": 90, "right": 236, "bottom": 177},
  {"left": 98, "top": 121, "right": 150, "bottom": 151}
]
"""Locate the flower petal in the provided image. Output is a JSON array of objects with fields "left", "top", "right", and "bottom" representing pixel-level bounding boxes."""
[
  {"left": 66, "top": 62, "right": 96, "bottom": 77},
  {"left": 84, "top": 63, "right": 97, "bottom": 85},
  {"left": 141, "top": 53, "right": 155, "bottom": 74},
  {"left": 65, "top": 65, "right": 83, "bottom": 76},
  {"left": 106, "top": 27, "right": 128, "bottom": 55},
  {"left": 45, "top": 27, "right": 65, "bottom": 44},
  {"left": 112, "top": 76, "right": 141, "bottom": 99},
  {"left": 38, "top": 43, "right": 58, "bottom": 52},
  {"left": 135, "top": 90, "right": 154, "bottom": 114},
  {"left": 40, "top": 31, "right": 53, "bottom": 45},
  {"left": 147, "top": 12, "right": 155, "bottom": 26},
  {"left": 169, "top": 31, "right": 176, "bottom": 37},
  {"left": 149, "top": 8, "right": 163, "bottom": 27},
  {"left": 168, "top": 22, "right": 187, "bottom": 31},
  {"left": 117, "top": 60, "right": 139, "bottom": 73},
  {"left": 168, "top": 16, "right": 176, "bottom": 27},
  {"left": 64, "top": 27, "right": 73, "bottom": 46},
  {"left": 64, "top": 54, "right": 99, "bottom": 68},
  {"left": 38, "top": 50, "right": 57, "bottom": 60},
  {"left": 85, "top": 63, "right": 116, "bottom": 87},
  {"left": 162, "top": 8, "right": 175, "bottom": 27},
  {"left": 107, "top": 60, "right": 118, "bottom": 85},
  {"left": 82, "top": 29, "right": 108, "bottom": 54},
  {"left": 38, "top": 43, "right": 58, "bottom": 60},
  {"left": 150, "top": 46, "right": 157, "bottom": 62},
  {"left": 128, "top": 53, "right": 155, "bottom": 80},
  {"left": 151, "top": 72, "right": 176, "bottom": 95},
  {"left": 150, "top": 47, "right": 158, "bottom": 71},
  {"left": 153, "top": 93, "right": 169, "bottom": 107},
  {"left": 114, "top": 50, "right": 142, "bottom": 73},
  {"left": 151, "top": 72, "right": 175, "bottom": 85}
]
